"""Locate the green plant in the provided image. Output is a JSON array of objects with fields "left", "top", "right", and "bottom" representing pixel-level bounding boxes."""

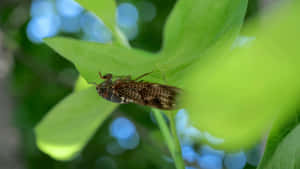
[{"left": 35, "top": 0, "right": 300, "bottom": 168}]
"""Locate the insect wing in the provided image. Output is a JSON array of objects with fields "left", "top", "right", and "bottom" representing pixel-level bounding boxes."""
[{"left": 114, "top": 82, "right": 180, "bottom": 110}]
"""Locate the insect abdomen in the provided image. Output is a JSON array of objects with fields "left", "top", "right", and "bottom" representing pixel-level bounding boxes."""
[{"left": 114, "top": 82, "right": 181, "bottom": 110}]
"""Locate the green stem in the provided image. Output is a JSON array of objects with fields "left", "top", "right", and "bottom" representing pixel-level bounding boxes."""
[
  {"left": 152, "top": 109, "right": 175, "bottom": 155},
  {"left": 168, "top": 111, "right": 185, "bottom": 169},
  {"left": 152, "top": 109, "right": 185, "bottom": 169}
]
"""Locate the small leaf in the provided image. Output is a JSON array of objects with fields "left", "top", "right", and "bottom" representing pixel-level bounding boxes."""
[
  {"left": 35, "top": 87, "right": 117, "bottom": 160},
  {"left": 264, "top": 124, "right": 300, "bottom": 169},
  {"left": 162, "top": 0, "right": 248, "bottom": 67},
  {"left": 182, "top": 1, "right": 300, "bottom": 149},
  {"left": 45, "top": 37, "right": 164, "bottom": 84},
  {"left": 74, "top": 75, "right": 90, "bottom": 91}
]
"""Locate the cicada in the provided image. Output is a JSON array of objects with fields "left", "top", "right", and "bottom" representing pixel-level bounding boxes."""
[{"left": 95, "top": 72, "right": 181, "bottom": 110}]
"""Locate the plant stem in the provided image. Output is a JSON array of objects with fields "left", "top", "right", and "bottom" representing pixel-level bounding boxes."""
[
  {"left": 152, "top": 109, "right": 175, "bottom": 155},
  {"left": 152, "top": 109, "right": 185, "bottom": 169},
  {"left": 168, "top": 111, "right": 185, "bottom": 169}
]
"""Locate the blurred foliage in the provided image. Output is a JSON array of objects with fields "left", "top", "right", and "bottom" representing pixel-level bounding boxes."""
[
  {"left": 183, "top": 0, "right": 300, "bottom": 150},
  {"left": 258, "top": 111, "right": 300, "bottom": 169},
  {"left": 264, "top": 124, "right": 300, "bottom": 169}
]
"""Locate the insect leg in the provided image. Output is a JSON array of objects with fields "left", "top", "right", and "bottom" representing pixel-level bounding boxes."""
[{"left": 135, "top": 71, "right": 153, "bottom": 81}]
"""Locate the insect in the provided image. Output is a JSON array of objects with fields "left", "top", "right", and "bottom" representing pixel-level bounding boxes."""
[{"left": 95, "top": 72, "right": 181, "bottom": 110}]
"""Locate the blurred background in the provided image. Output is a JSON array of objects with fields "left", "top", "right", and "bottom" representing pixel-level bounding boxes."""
[{"left": 0, "top": 0, "right": 278, "bottom": 169}]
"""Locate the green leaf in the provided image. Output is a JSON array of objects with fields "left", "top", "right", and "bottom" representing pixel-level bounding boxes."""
[
  {"left": 264, "top": 124, "right": 300, "bottom": 169},
  {"left": 75, "top": 0, "right": 116, "bottom": 31},
  {"left": 35, "top": 87, "right": 117, "bottom": 160},
  {"left": 45, "top": 37, "right": 164, "bottom": 84},
  {"left": 74, "top": 75, "right": 90, "bottom": 91},
  {"left": 258, "top": 112, "right": 300, "bottom": 169},
  {"left": 182, "top": 1, "right": 300, "bottom": 149},
  {"left": 162, "top": 0, "right": 248, "bottom": 67}
]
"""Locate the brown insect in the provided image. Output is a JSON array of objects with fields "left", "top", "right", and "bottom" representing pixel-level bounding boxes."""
[{"left": 95, "top": 72, "right": 181, "bottom": 110}]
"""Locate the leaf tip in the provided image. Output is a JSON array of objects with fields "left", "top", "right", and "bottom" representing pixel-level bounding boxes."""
[{"left": 35, "top": 134, "right": 82, "bottom": 161}]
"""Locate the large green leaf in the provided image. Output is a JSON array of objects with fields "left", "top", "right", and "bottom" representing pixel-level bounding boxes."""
[
  {"left": 35, "top": 87, "right": 117, "bottom": 160},
  {"left": 45, "top": 0, "right": 248, "bottom": 87},
  {"left": 264, "top": 124, "right": 300, "bottom": 169},
  {"left": 162, "top": 0, "right": 248, "bottom": 67},
  {"left": 45, "top": 37, "right": 164, "bottom": 84},
  {"left": 183, "top": 1, "right": 300, "bottom": 149}
]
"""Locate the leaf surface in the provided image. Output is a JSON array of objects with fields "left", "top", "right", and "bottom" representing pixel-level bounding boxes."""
[{"left": 35, "top": 87, "right": 117, "bottom": 160}]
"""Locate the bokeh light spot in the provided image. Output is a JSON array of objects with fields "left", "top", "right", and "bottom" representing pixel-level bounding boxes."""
[
  {"left": 80, "top": 12, "right": 112, "bottom": 43},
  {"left": 30, "top": 0, "right": 55, "bottom": 17},
  {"left": 56, "top": 0, "right": 83, "bottom": 18},
  {"left": 117, "top": 3, "right": 139, "bottom": 28},
  {"left": 109, "top": 117, "right": 136, "bottom": 140},
  {"left": 80, "top": 12, "right": 105, "bottom": 33},
  {"left": 137, "top": 1, "right": 156, "bottom": 22},
  {"left": 26, "top": 14, "right": 61, "bottom": 43},
  {"left": 181, "top": 145, "right": 197, "bottom": 163},
  {"left": 60, "top": 16, "right": 81, "bottom": 33},
  {"left": 224, "top": 152, "right": 247, "bottom": 169},
  {"left": 197, "top": 155, "right": 223, "bottom": 169},
  {"left": 117, "top": 132, "right": 140, "bottom": 150},
  {"left": 176, "top": 109, "right": 189, "bottom": 134}
]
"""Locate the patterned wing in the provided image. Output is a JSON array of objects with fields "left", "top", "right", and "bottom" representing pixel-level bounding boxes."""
[
  {"left": 139, "top": 83, "right": 181, "bottom": 110},
  {"left": 114, "top": 82, "right": 181, "bottom": 110}
]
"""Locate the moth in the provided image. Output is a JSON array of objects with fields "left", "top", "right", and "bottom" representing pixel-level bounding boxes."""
[{"left": 95, "top": 72, "right": 181, "bottom": 110}]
